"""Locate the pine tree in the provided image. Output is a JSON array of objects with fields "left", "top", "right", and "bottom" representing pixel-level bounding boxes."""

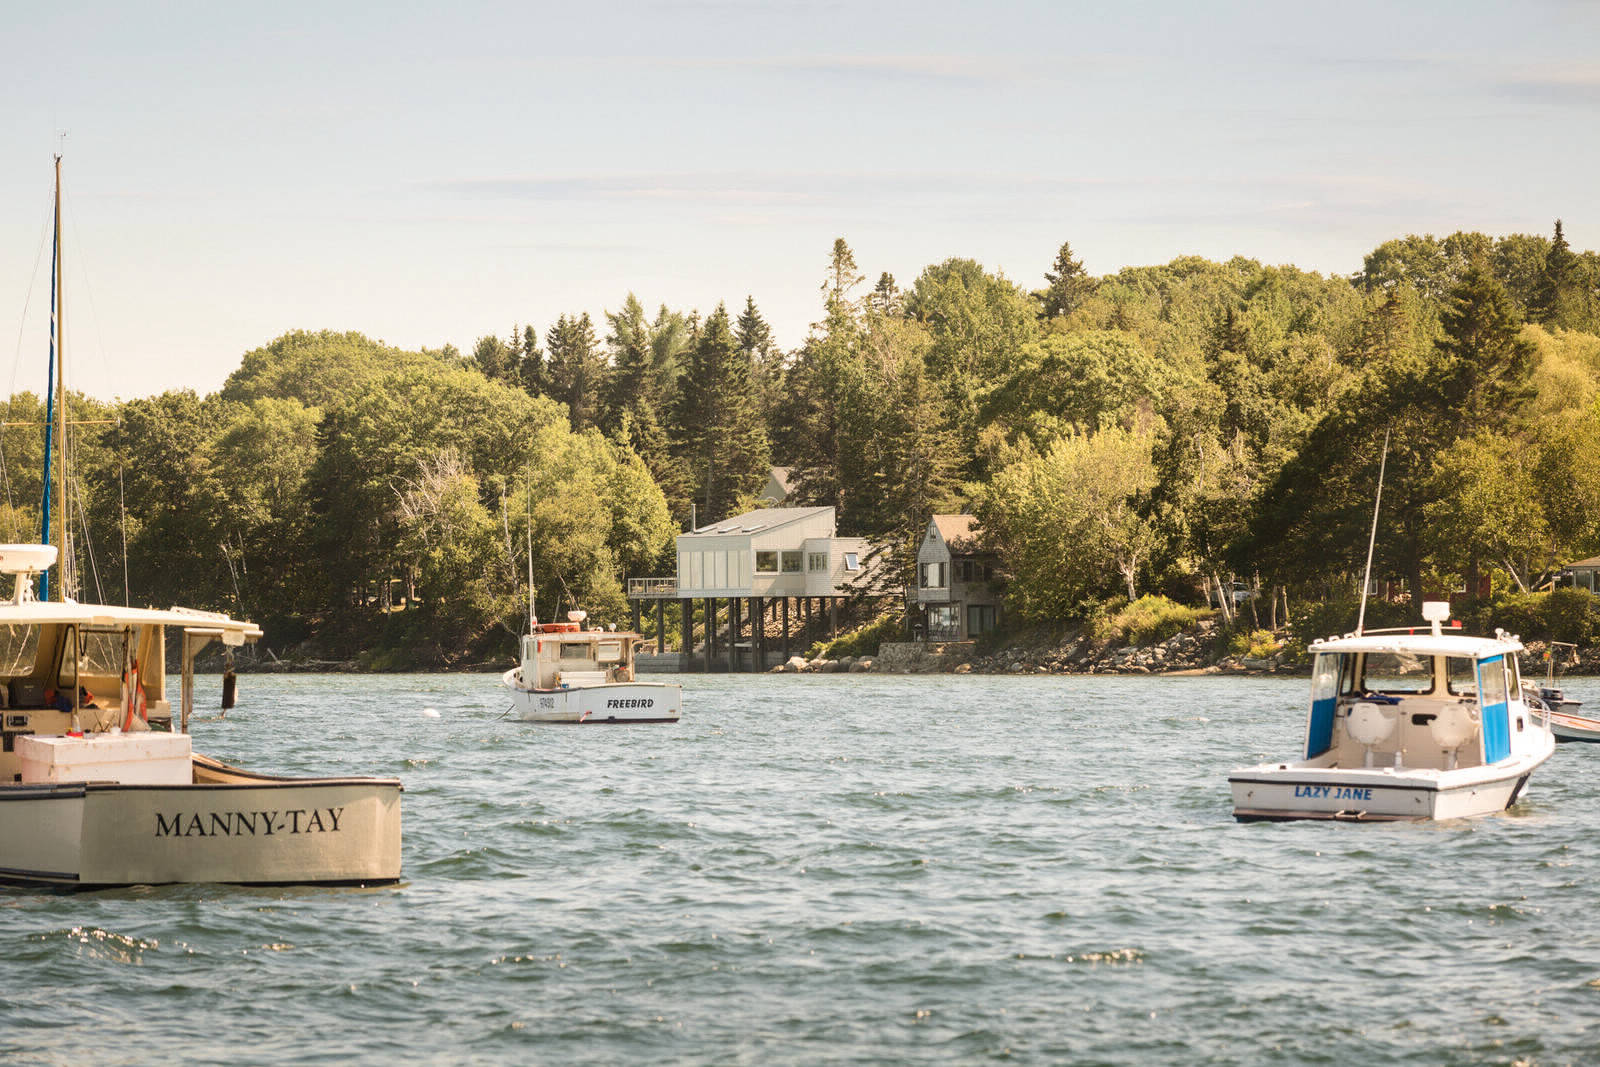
[
  {"left": 1041, "top": 241, "right": 1094, "bottom": 318},
  {"left": 678, "top": 303, "right": 770, "bottom": 522},
  {"left": 471, "top": 333, "right": 515, "bottom": 384},
  {"left": 823, "top": 238, "right": 864, "bottom": 317},
  {"left": 604, "top": 294, "right": 693, "bottom": 519},
  {"left": 1433, "top": 260, "right": 1537, "bottom": 435},
  {"left": 1532, "top": 219, "right": 1583, "bottom": 329},
  {"left": 545, "top": 313, "right": 606, "bottom": 431},
  {"left": 735, "top": 295, "right": 785, "bottom": 446},
  {"left": 518, "top": 324, "right": 547, "bottom": 397},
  {"left": 782, "top": 242, "right": 867, "bottom": 511},
  {"left": 867, "top": 272, "right": 902, "bottom": 316}
]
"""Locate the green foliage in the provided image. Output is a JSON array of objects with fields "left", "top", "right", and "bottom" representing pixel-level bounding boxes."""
[
  {"left": 977, "top": 425, "right": 1160, "bottom": 618},
  {"left": 678, "top": 303, "right": 771, "bottom": 523},
  {"left": 1091, "top": 595, "right": 1212, "bottom": 646},
  {"left": 20, "top": 221, "right": 1600, "bottom": 670},
  {"left": 1485, "top": 589, "right": 1597, "bottom": 645},
  {"left": 222, "top": 330, "right": 443, "bottom": 412},
  {"left": 1227, "top": 628, "right": 1283, "bottom": 659},
  {"left": 807, "top": 611, "right": 904, "bottom": 659}
]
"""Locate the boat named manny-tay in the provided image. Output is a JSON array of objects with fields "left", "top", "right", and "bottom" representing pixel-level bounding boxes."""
[
  {"left": 0, "top": 545, "right": 402, "bottom": 887},
  {"left": 1230, "top": 601, "right": 1554, "bottom": 822},
  {"left": 502, "top": 611, "right": 681, "bottom": 724}
]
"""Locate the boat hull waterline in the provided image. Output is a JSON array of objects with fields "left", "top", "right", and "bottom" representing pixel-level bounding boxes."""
[
  {"left": 1229, "top": 740, "right": 1552, "bottom": 822},
  {"left": 502, "top": 672, "right": 682, "bottom": 724},
  {"left": 0, "top": 756, "right": 402, "bottom": 888}
]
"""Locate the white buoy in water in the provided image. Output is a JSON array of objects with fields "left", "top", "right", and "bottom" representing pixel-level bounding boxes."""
[{"left": 420, "top": 707, "right": 440, "bottom": 719}]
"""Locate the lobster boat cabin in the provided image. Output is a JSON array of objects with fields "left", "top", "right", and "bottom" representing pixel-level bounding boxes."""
[
  {"left": 502, "top": 611, "right": 681, "bottom": 724},
  {"left": 0, "top": 544, "right": 401, "bottom": 888},
  {"left": 1230, "top": 602, "right": 1554, "bottom": 822}
]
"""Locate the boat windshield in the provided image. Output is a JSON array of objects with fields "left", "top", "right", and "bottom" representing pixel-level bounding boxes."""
[
  {"left": 0, "top": 625, "right": 39, "bottom": 675},
  {"left": 1361, "top": 651, "right": 1432, "bottom": 693},
  {"left": 1446, "top": 656, "right": 1478, "bottom": 695}
]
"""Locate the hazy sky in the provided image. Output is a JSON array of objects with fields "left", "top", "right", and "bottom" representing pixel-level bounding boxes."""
[{"left": 3, "top": 0, "right": 1597, "bottom": 400}]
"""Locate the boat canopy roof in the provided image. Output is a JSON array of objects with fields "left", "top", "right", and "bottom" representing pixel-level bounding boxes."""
[
  {"left": 1309, "top": 632, "right": 1520, "bottom": 659},
  {"left": 0, "top": 599, "right": 261, "bottom": 641}
]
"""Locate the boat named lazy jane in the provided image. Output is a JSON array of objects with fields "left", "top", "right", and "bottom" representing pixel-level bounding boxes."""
[
  {"left": 502, "top": 611, "right": 682, "bottom": 724},
  {"left": 1229, "top": 601, "right": 1555, "bottom": 821}
]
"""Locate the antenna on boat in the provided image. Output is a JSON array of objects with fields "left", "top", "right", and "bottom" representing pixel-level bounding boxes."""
[
  {"left": 1355, "top": 427, "right": 1391, "bottom": 637},
  {"left": 525, "top": 507, "right": 535, "bottom": 630}
]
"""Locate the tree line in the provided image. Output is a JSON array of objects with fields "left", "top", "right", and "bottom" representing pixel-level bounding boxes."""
[{"left": 3, "top": 221, "right": 1598, "bottom": 663}]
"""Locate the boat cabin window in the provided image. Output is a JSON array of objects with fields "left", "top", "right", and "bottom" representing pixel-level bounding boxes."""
[
  {"left": 1479, "top": 656, "right": 1509, "bottom": 707},
  {"left": 1446, "top": 656, "right": 1478, "bottom": 695},
  {"left": 77, "top": 629, "right": 128, "bottom": 675},
  {"left": 0, "top": 624, "right": 40, "bottom": 676},
  {"left": 1311, "top": 653, "right": 1350, "bottom": 702},
  {"left": 596, "top": 640, "right": 623, "bottom": 663},
  {"left": 560, "top": 641, "right": 594, "bottom": 661},
  {"left": 1360, "top": 651, "right": 1433, "bottom": 694}
]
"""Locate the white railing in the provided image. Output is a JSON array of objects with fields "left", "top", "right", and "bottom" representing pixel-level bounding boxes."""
[{"left": 628, "top": 577, "right": 679, "bottom": 598}]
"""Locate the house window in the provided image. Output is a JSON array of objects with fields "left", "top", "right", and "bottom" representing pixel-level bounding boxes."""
[
  {"left": 919, "top": 562, "right": 946, "bottom": 588},
  {"left": 807, "top": 552, "right": 828, "bottom": 572},
  {"left": 755, "top": 551, "right": 778, "bottom": 574},
  {"left": 781, "top": 551, "right": 803, "bottom": 573},
  {"left": 928, "top": 604, "right": 959, "bottom": 639},
  {"left": 844, "top": 552, "right": 860, "bottom": 571},
  {"left": 967, "top": 604, "right": 996, "bottom": 636}
]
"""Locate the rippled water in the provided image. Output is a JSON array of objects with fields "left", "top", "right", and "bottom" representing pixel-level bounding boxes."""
[{"left": 4, "top": 671, "right": 1600, "bottom": 1064}]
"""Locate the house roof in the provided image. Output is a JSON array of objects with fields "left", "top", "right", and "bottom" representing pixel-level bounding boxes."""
[
  {"left": 684, "top": 506, "right": 832, "bottom": 537},
  {"left": 931, "top": 514, "right": 981, "bottom": 551},
  {"left": 769, "top": 467, "right": 793, "bottom": 492},
  {"left": 1567, "top": 556, "right": 1600, "bottom": 569}
]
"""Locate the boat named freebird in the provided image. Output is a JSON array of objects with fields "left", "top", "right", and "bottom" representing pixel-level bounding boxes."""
[
  {"left": 1229, "top": 601, "right": 1555, "bottom": 822},
  {"left": 502, "top": 611, "right": 682, "bottom": 724}
]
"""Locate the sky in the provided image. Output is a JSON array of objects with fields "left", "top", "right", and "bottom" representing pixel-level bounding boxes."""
[{"left": 3, "top": 0, "right": 1598, "bottom": 401}]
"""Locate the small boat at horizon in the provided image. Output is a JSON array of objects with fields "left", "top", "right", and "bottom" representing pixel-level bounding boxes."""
[
  {"left": 1229, "top": 601, "right": 1555, "bottom": 822},
  {"left": 502, "top": 610, "right": 682, "bottom": 724}
]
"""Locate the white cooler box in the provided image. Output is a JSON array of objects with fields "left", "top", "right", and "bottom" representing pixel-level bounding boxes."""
[{"left": 17, "top": 732, "right": 194, "bottom": 785}]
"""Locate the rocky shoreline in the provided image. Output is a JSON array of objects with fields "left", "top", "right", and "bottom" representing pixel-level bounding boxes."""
[{"left": 775, "top": 622, "right": 1600, "bottom": 679}]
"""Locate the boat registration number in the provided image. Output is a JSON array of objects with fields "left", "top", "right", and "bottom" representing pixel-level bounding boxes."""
[
  {"left": 1293, "top": 785, "right": 1372, "bottom": 801},
  {"left": 538, "top": 697, "right": 555, "bottom": 709}
]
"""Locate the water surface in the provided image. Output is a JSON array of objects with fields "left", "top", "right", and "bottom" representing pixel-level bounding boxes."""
[{"left": 4, "top": 672, "right": 1599, "bottom": 1064}]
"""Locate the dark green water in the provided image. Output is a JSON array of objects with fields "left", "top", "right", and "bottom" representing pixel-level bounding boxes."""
[{"left": 4, "top": 672, "right": 1600, "bottom": 1065}]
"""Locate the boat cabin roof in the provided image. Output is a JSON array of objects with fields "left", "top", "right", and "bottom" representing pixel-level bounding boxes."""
[
  {"left": 1309, "top": 632, "right": 1520, "bottom": 659},
  {"left": 0, "top": 599, "right": 260, "bottom": 635},
  {"left": 530, "top": 625, "right": 642, "bottom": 643}
]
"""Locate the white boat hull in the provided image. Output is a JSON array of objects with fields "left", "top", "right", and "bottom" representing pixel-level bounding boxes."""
[
  {"left": 1229, "top": 735, "right": 1555, "bottom": 822},
  {"left": 502, "top": 672, "right": 681, "bottom": 724},
  {"left": 0, "top": 755, "right": 402, "bottom": 888},
  {"left": 1549, "top": 709, "right": 1600, "bottom": 744}
]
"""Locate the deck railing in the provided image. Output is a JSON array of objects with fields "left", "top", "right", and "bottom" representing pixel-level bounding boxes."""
[{"left": 628, "top": 577, "right": 679, "bottom": 599}]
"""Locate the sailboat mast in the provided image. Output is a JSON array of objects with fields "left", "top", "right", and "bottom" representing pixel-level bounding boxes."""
[
  {"left": 55, "top": 157, "right": 69, "bottom": 601},
  {"left": 39, "top": 155, "right": 62, "bottom": 601}
]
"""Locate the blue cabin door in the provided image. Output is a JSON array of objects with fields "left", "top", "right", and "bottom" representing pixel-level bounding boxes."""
[
  {"left": 1306, "top": 653, "right": 1341, "bottom": 758},
  {"left": 1477, "top": 654, "right": 1511, "bottom": 762}
]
